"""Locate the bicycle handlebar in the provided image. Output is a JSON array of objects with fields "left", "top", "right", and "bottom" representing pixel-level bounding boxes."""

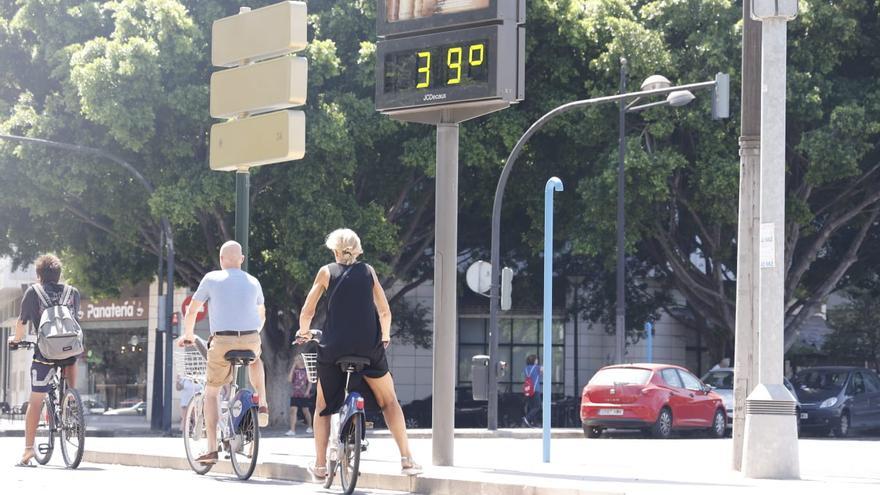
[
  {"left": 293, "top": 329, "right": 322, "bottom": 346},
  {"left": 8, "top": 341, "right": 35, "bottom": 350}
]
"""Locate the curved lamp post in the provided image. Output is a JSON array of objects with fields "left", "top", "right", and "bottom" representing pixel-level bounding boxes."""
[
  {"left": 486, "top": 72, "right": 726, "bottom": 430},
  {"left": 614, "top": 62, "right": 697, "bottom": 368},
  {"left": 0, "top": 133, "right": 176, "bottom": 432}
]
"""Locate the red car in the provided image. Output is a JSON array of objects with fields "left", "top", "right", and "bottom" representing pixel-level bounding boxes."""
[{"left": 580, "top": 363, "right": 727, "bottom": 439}]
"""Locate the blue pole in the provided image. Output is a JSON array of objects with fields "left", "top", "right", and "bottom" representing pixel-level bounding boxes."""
[
  {"left": 645, "top": 321, "right": 654, "bottom": 363},
  {"left": 543, "top": 177, "right": 563, "bottom": 463}
]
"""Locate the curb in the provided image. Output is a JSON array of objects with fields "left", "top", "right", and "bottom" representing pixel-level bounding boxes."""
[
  {"left": 82, "top": 450, "right": 621, "bottom": 495},
  {"left": 1, "top": 429, "right": 172, "bottom": 438},
  {"left": 367, "top": 428, "right": 586, "bottom": 440},
  {"left": 2, "top": 428, "right": 587, "bottom": 439}
]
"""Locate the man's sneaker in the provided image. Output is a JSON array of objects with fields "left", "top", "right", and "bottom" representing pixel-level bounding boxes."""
[
  {"left": 285, "top": 430, "right": 296, "bottom": 437},
  {"left": 522, "top": 416, "right": 531, "bottom": 427},
  {"left": 258, "top": 406, "right": 269, "bottom": 427},
  {"left": 306, "top": 427, "right": 313, "bottom": 434}
]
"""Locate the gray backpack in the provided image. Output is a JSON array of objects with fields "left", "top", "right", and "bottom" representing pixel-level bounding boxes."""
[{"left": 32, "top": 284, "right": 84, "bottom": 360}]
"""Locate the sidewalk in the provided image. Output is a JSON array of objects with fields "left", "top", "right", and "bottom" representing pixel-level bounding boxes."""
[
  {"left": 78, "top": 431, "right": 880, "bottom": 494},
  {"left": 1, "top": 415, "right": 154, "bottom": 437}
]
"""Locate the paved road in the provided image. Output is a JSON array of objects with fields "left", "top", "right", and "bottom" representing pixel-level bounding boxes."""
[
  {"left": 1, "top": 438, "right": 407, "bottom": 494},
  {"left": 4, "top": 434, "right": 879, "bottom": 494}
]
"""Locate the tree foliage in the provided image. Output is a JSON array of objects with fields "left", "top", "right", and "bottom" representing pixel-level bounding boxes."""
[
  {"left": 2, "top": 1, "right": 880, "bottom": 418},
  {"left": 825, "top": 285, "right": 880, "bottom": 370}
]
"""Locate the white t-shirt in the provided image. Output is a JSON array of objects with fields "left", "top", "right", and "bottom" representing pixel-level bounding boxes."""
[{"left": 179, "top": 378, "right": 202, "bottom": 407}]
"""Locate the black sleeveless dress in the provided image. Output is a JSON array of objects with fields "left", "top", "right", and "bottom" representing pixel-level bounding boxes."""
[{"left": 317, "top": 262, "right": 389, "bottom": 416}]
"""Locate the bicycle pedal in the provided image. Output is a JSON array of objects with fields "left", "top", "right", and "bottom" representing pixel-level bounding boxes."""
[{"left": 37, "top": 444, "right": 50, "bottom": 454}]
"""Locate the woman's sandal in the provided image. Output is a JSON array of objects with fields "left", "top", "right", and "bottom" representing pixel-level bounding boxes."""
[
  {"left": 401, "top": 456, "right": 422, "bottom": 476},
  {"left": 16, "top": 447, "right": 36, "bottom": 467},
  {"left": 308, "top": 463, "right": 328, "bottom": 481}
]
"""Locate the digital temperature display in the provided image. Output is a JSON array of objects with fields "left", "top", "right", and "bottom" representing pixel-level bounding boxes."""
[
  {"left": 376, "top": 24, "right": 522, "bottom": 112},
  {"left": 383, "top": 39, "right": 490, "bottom": 94}
]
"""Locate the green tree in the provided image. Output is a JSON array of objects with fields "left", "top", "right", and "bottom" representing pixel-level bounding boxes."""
[
  {"left": 4, "top": 0, "right": 880, "bottom": 416},
  {"left": 824, "top": 286, "right": 880, "bottom": 370}
]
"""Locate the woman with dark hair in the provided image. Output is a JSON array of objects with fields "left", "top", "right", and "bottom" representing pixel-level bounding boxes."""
[
  {"left": 297, "top": 229, "right": 421, "bottom": 478},
  {"left": 523, "top": 354, "right": 543, "bottom": 427}
]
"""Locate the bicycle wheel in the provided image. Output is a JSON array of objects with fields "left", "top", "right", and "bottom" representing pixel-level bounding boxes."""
[
  {"left": 323, "top": 458, "right": 338, "bottom": 489},
  {"left": 338, "top": 417, "right": 362, "bottom": 495},
  {"left": 183, "top": 393, "right": 213, "bottom": 475},
  {"left": 230, "top": 407, "right": 260, "bottom": 480},
  {"left": 60, "top": 388, "right": 85, "bottom": 469},
  {"left": 33, "top": 397, "right": 55, "bottom": 465}
]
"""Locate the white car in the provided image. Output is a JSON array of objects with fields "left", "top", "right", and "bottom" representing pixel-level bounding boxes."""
[
  {"left": 701, "top": 368, "right": 800, "bottom": 430},
  {"left": 102, "top": 401, "right": 146, "bottom": 416}
]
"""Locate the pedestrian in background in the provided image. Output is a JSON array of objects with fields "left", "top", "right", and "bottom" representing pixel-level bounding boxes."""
[
  {"left": 177, "top": 373, "right": 202, "bottom": 432},
  {"left": 522, "top": 354, "right": 542, "bottom": 427},
  {"left": 286, "top": 353, "right": 313, "bottom": 436}
]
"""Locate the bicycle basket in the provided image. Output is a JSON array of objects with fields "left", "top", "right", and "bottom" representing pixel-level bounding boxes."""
[
  {"left": 175, "top": 345, "right": 207, "bottom": 383},
  {"left": 301, "top": 352, "right": 318, "bottom": 384}
]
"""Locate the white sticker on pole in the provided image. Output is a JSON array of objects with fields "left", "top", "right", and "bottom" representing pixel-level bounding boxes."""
[{"left": 760, "top": 223, "right": 775, "bottom": 268}]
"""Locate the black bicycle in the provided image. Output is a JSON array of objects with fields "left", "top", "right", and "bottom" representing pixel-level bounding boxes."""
[{"left": 10, "top": 341, "right": 85, "bottom": 469}]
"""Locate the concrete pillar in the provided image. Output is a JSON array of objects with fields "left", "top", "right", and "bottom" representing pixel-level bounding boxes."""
[{"left": 742, "top": 0, "right": 800, "bottom": 479}]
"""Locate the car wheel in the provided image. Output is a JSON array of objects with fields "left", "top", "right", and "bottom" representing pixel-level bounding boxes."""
[
  {"left": 833, "top": 411, "right": 850, "bottom": 438},
  {"left": 652, "top": 408, "right": 673, "bottom": 439},
  {"left": 583, "top": 424, "right": 603, "bottom": 439},
  {"left": 708, "top": 409, "right": 726, "bottom": 438}
]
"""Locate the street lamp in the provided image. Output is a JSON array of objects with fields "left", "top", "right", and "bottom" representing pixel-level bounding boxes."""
[
  {"left": 487, "top": 72, "right": 728, "bottom": 429},
  {"left": 0, "top": 133, "right": 176, "bottom": 432},
  {"left": 614, "top": 60, "right": 696, "bottom": 365}
]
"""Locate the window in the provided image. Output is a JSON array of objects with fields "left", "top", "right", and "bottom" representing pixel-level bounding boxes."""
[
  {"left": 702, "top": 370, "right": 734, "bottom": 389},
  {"left": 678, "top": 370, "right": 703, "bottom": 391},
  {"left": 457, "top": 317, "right": 565, "bottom": 395},
  {"left": 863, "top": 371, "right": 880, "bottom": 394},
  {"left": 661, "top": 368, "right": 683, "bottom": 388},
  {"left": 850, "top": 372, "right": 866, "bottom": 395},
  {"left": 589, "top": 368, "right": 651, "bottom": 386},
  {"left": 795, "top": 370, "right": 848, "bottom": 393}
]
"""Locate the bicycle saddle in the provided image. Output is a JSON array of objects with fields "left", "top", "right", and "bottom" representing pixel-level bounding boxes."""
[
  {"left": 335, "top": 355, "right": 371, "bottom": 373},
  {"left": 224, "top": 349, "right": 257, "bottom": 364}
]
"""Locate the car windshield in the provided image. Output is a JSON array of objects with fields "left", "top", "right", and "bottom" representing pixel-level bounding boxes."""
[
  {"left": 590, "top": 368, "right": 652, "bottom": 386},
  {"left": 702, "top": 370, "right": 734, "bottom": 389},
  {"left": 793, "top": 370, "right": 848, "bottom": 393}
]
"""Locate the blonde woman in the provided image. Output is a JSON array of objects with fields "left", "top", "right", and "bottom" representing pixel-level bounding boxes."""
[{"left": 297, "top": 228, "right": 421, "bottom": 477}]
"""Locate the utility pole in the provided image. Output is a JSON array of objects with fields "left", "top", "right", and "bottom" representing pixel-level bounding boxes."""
[
  {"left": 732, "top": 0, "right": 762, "bottom": 471},
  {"left": 615, "top": 58, "right": 628, "bottom": 365},
  {"left": 742, "top": 0, "right": 800, "bottom": 479}
]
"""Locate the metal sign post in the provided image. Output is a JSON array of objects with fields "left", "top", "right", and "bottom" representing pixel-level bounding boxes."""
[
  {"left": 376, "top": 1, "right": 526, "bottom": 465},
  {"left": 209, "top": 0, "right": 308, "bottom": 391},
  {"left": 210, "top": 1, "right": 309, "bottom": 269}
]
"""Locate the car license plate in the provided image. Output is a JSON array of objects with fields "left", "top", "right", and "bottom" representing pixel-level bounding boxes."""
[
  {"left": 599, "top": 408, "right": 624, "bottom": 416},
  {"left": 800, "top": 413, "right": 808, "bottom": 420}
]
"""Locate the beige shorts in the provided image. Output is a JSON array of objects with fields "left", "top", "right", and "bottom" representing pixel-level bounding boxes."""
[{"left": 206, "top": 333, "right": 262, "bottom": 387}]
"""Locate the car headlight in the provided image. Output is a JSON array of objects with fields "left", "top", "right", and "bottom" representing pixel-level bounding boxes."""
[{"left": 819, "top": 397, "right": 838, "bottom": 408}]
